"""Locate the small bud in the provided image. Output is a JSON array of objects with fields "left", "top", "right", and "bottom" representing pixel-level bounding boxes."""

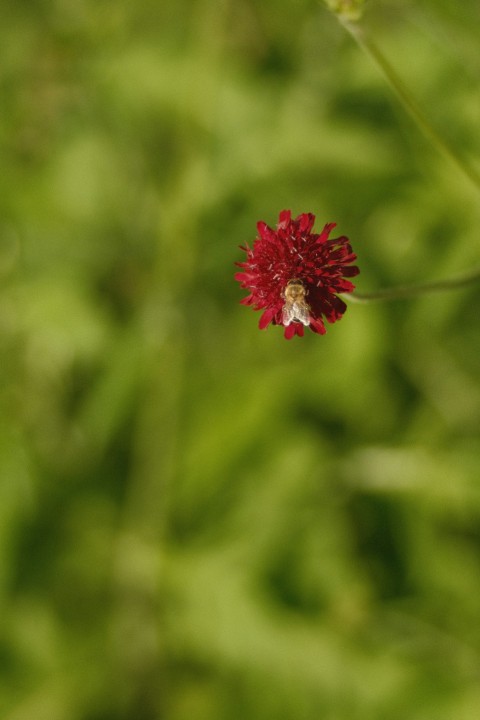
[{"left": 323, "top": 0, "right": 365, "bottom": 22}]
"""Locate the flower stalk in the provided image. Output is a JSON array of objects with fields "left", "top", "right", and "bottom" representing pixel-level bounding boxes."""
[
  {"left": 335, "top": 17, "right": 480, "bottom": 195},
  {"left": 344, "top": 266, "right": 480, "bottom": 303}
]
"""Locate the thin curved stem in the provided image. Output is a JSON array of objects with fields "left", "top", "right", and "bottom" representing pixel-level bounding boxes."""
[
  {"left": 339, "top": 18, "right": 480, "bottom": 194},
  {"left": 343, "top": 266, "right": 480, "bottom": 303}
]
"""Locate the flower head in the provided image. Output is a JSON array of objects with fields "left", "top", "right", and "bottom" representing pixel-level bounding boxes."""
[{"left": 235, "top": 210, "right": 359, "bottom": 339}]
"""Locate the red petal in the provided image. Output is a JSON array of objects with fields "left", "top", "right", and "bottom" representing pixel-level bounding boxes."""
[
  {"left": 336, "top": 279, "right": 356, "bottom": 293},
  {"left": 284, "top": 323, "right": 304, "bottom": 339},
  {"left": 258, "top": 306, "right": 277, "bottom": 329},
  {"left": 342, "top": 266, "right": 360, "bottom": 277},
  {"left": 240, "top": 295, "right": 254, "bottom": 306},
  {"left": 325, "top": 295, "right": 347, "bottom": 322},
  {"left": 309, "top": 317, "right": 326, "bottom": 335},
  {"left": 317, "top": 223, "right": 336, "bottom": 243},
  {"left": 277, "top": 210, "right": 292, "bottom": 228},
  {"left": 297, "top": 213, "right": 315, "bottom": 234},
  {"left": 256, "top": 221, "right": 277, "bottom": 243}
]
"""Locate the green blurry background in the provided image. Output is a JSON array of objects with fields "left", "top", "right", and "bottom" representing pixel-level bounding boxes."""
[{"left": 2, "top": 0, "right": 480, "bottom": 718}]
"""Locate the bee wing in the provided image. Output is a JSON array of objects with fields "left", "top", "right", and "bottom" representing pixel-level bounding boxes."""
[
  {"left": 293, "top": 302, "right": 311, "bottom": 326},
  {"left": 282, "top": 302, "right": 310, "bottom": 327},
  {"left": 282, "top": 303, "right": 295, "bottom": 327}
]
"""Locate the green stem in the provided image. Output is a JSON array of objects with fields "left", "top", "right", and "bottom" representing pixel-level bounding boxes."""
[
  {"left": 344, "top": 266, "right": 480, "bottom": 303},
  {"left": 339, "top": 18, "right": 480, "bottom": 194}
]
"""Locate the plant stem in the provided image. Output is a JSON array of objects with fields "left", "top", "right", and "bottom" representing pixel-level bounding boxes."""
[
  {"left": 339, "top": 18, "right": 480, "bottom": 194},
  {"left": 344, "top": 266, "right": 480, "bottom": 303}
]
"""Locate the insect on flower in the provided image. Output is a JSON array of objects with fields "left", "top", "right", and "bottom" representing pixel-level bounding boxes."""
[
  {"left": 282, "top": 279, "right": 310, "bottom": 327},
  {"left": 235, "top": 210, "right": 359, "bottom": 339}
]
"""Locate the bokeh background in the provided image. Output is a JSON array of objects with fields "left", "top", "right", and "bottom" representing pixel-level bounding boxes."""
[{"left": 2, "top": 0, "right": 480, "bottom": 718}]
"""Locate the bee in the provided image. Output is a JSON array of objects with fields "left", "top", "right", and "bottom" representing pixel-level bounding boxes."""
[{"left": 282, "top": 279, "right": 311, "bottom": 327}]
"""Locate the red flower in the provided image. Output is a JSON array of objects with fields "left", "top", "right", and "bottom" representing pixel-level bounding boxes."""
[{"left": 235, "top": 210, "right": 359, "bottom": 339}]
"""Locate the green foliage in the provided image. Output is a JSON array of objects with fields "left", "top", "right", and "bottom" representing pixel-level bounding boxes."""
[{"left": 1, "top": 0, "right": 480, "bottom": 718}]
